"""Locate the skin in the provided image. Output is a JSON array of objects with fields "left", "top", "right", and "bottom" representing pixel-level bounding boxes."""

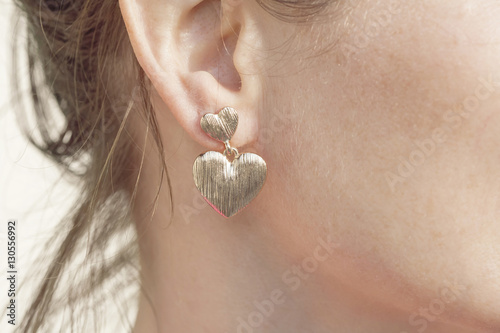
[{"left": 118, "top": 0, "right": 500, "bottom": 332}]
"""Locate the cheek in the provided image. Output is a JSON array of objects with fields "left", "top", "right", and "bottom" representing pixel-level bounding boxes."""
[
  {"left": 260, "top": 0, "right": 500, "bottom": 323},
  {"left": 329, "top": 0, "right": 500, "bottom": 236}
]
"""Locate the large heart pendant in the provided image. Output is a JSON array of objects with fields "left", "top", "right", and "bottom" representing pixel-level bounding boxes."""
[
  {"left": 193, "top": 151, "right": 267, "bottom": 218},
  {"left": 193, "top": 107, "right": 267, "bottom": 218}
]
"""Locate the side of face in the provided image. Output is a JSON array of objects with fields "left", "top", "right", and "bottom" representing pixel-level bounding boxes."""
[{"left": 255, "top": 0, "right": 500, "bottom": 329}]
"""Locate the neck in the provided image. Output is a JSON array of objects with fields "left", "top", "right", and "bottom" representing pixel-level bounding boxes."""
[
  {"left": 128, "top": 106, "right": 478, "bottom": 333},
  {"left": 132, "top": 205, "right": 387, "bottom": 332}
]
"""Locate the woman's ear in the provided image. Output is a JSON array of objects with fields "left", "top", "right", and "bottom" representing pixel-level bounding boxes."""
[{"left": 119, "top": 0, "right": 263, "bottom": 150}]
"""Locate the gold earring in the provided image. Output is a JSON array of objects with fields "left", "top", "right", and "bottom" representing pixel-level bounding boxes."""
[{"left": 193, "top": 107, "right": 267, "bottom": 218}]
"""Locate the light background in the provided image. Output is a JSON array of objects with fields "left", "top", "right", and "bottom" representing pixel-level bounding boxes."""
[{"left": 0, "top": 1, "right": 78, "bottom": 331}]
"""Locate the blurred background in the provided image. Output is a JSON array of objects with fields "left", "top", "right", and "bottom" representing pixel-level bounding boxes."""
[{"left": 0, "top": 1, "right": 77, "bottom": 331}]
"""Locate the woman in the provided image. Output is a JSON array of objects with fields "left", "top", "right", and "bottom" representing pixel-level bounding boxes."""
[{"left": 13, "top": 0, "right": 500, "bottom": 332}]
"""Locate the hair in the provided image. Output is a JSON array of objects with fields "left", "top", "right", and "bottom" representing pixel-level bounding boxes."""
[{"left": 10, "top": 0, "right": 330, "bottom": 331}]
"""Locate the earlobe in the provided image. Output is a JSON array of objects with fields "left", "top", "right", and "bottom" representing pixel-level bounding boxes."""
[{"left": 118, "top": 0, "right": 262, "bottom": 150}]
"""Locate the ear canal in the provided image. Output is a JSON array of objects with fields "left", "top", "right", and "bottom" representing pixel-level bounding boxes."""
[{"left": 180, "top": 0, "right": 242, "bottom": 92}]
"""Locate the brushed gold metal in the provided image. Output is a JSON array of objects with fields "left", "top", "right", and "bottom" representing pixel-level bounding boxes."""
[
  {"left": 193, "top": 107, "right": 267, "bottom": 218},
  {"left": 193, "top": 151, "right": 267, "bottom": 218},
  {"left": 200, "top": 106, "right": 239, "bottom": 142}
]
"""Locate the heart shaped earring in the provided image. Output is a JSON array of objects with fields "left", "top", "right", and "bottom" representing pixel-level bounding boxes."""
[{"left": 193, "top": 107, "right": 267, "bottom": 218}]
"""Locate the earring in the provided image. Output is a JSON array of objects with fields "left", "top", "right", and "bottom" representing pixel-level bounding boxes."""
[{"left": 193, "top": 107, "right": 267, "bottom": 218}]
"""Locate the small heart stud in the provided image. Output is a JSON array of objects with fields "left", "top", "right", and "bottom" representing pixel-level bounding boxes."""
[{"left": 200, "top": 106, "right": 239, "bottom": 142}]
